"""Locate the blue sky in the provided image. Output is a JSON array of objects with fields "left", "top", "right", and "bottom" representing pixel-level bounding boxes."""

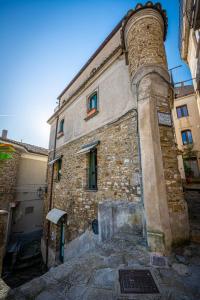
[{"left": 0, "top": 0, "right": 191, "bottom": 148}]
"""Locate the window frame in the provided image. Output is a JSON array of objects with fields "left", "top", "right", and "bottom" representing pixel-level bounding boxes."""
[
  {"left": 181, "top": 129, "right": 193, "bottom": 145},
  {"left": 176, "top": 105, "right": 189, "bottom": 118},
  {"left": 85, "top": 89, "right": 99, "bottom": 120},
  {"left": 58, "top": 119, "right": 64, "bottom": 133},
  {"left": 87, "top": 92, "right": 97, "bottom": 112},
  {"left": 55, "top": 158, "right": 62, "bottom": 181}
]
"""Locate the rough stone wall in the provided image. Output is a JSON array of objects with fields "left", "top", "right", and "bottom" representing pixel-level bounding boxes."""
[
  {"left": 45, "top": 110, "right": 142, "bottom": 246},
  {"left": 0, "top": 151, "right": 20, "bottom": 210},
  {"left": 0, "top": 151, "right": 20, "bottom": 273},
  {"left": 185, "top": 189, "right": 200, "bottom": 243},
  {"left": 0, "top": 213, "right": 8, "bottom": 275},
  {"left": 125, "top": 12, "right": 167, "bottom": 77}
]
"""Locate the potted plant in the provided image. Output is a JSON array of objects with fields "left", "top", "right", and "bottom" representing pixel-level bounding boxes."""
[{"left": 184, "top": 161, "right": 193, "bottom": 183}]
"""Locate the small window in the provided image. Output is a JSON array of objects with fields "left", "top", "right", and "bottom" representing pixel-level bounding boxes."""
[
  {"left": 86, "top": 91, "right": 98, "bottom": 117},
  {"left": 25, "top": 206, "right": 34, "bottom": 214},
  {"left": 176, "top": 105, "right": 188, "bottom": 118},
  {"left": 58, "top": 119, "right": 64, "bottom": 133},
  {"left": 181, "top": 130, "right": 193, "bottom": 145},
  {"left": 88, "top": 149, "right": 97, "bottom": 190},
  {"left": 88, "top": 92, "right": 97, "bottom": 111}
]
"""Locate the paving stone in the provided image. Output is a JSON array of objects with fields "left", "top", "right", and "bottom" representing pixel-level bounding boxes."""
[
  {"left": 175, "top": 255, "right": 189, "bottom": 265},
  {"left": 161, "top": 289, "right": 193, "bottom": 300},
  {"left": 183, "top": 248, "right": 192, "bottom": 257},
  {"left": 103, "top": 254, "right": 125, "bottom": 268},
  {"left": 82, "top": 287, "right": 114, "bottom": 300},
  {"left": 90, "top": 268, "right": 117, "bottom": 289},
  {"left": 35, "top": 291, "right": 61, "bottom": 300},
  {"left": 61, "top": 265, "right": 92, "bottom": 287},
  {"left": 18, "top": 277, "right": 47, "bottom": 298},
  {"left": 6, "top": 242, "right": 200, "bottom": 300},
  {"left": 172, "top": 263, "right": 190, "bottom": 276},
  {"left": 66, "top": 284, "right": 88, "bottom": 300},
  {"left": 189, "top": 255, "right": 200, "bottom": 266}
]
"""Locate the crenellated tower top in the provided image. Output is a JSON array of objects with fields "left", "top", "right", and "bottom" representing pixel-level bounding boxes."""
[{"left": 122, "top": 2, "right": 168, "bottom": 77}]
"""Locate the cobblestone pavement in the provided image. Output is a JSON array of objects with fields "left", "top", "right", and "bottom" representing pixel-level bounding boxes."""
[{"left": 2, "top": 237, "right": 200, "bottom": 300}]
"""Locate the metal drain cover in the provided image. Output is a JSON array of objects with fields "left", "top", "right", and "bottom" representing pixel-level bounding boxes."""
[{"left": 119, "top": 269, "right": 159, "bottom": 294}]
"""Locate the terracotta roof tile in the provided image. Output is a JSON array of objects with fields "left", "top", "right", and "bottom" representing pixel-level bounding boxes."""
[{"left": 0, "top": 137, "right": 48, "bottom": 156}]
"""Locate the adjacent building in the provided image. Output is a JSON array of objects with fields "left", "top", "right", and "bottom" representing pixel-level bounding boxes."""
[
  {"left": 0, "top": 130, "right": 48, "bottom": 274},
  {"left": 179, "top": 0, "right": 200, "bottom": 113},
  {"left": 172, "top": 84, "right": 200, "bottom": 180},
  {"left": 43, "top": 2, "right": 189, "bottom": 267}
]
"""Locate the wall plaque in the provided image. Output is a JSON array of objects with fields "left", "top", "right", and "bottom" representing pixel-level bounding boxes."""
[{"left": 158, "top": 112, "right": 172, "bottom": 126}]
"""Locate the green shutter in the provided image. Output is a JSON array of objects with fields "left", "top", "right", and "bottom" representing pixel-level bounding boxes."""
[{"left": 89, "top": 149, "right": 97, "bottom": 189}]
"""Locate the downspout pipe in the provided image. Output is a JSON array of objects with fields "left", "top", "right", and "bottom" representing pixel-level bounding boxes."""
[{"left": 46, "top": 116, "right": 59, "bottom": 268}]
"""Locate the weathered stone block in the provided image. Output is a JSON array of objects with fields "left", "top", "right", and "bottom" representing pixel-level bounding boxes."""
[{"left": 98, "top": 200, "right": 144, "bottom": 242}]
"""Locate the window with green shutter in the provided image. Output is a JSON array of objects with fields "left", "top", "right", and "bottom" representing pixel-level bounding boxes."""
[
  {"left": 85, "top": 90, "right": 99, "bottom": 121},
  {"left": 88, "top": 149, "right": 97, "bottom": 190},
  {"left": 88, "top": 92, "right": 97, "bottom": 111},
  {"left": 58, "top": 119, "right": 64, "bottom": 133}
]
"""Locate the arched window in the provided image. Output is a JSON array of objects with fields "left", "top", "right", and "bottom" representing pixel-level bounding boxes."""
[{"left": 181, "top": 130, "right": 193, "bottom": 145}]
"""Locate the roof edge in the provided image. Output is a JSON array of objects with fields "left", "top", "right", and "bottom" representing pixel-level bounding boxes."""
[
  {"left": 57, "top": 18, "right": 123, "bottom": 100},
  {"left": 0, "top": 137, "right": 48, "bottom": 156},
  {"left": 57, "top": 2, "right": 167, "bottom": 101}
]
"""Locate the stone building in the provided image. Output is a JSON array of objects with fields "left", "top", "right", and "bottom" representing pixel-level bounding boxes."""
[
  {"left": 44, "top": 2, "right": 189, "bottom": 267},
  {"left": 0, "top": 130, "right": 48, "bottom": 275},
  {"left": 172, "top": 84, "right": 200, "bottom": 179},
  {"left": 179, "top": 0, "right": 200, "bottom": 114}
]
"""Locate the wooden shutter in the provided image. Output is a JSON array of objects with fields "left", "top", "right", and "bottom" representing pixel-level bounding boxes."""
[{"left": 89, "top": 149, "right": 97, "bottom": 189}]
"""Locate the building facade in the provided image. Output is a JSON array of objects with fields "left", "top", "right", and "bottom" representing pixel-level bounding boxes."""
[
  {"left": 0, "top": 130, "right": 48, "bottom": 274},
  {"left": 179, "top": 0, "right": 200, "bottom": 113},
  {"left": 44, "top": 2, "right": 189, "bottom": 267},
  {"left": 172, "top": 85, "right": 200, "bottom": 180}
]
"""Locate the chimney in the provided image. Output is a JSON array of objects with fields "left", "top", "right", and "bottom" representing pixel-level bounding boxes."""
[{"left": 2, "top": 129, "right": 8, "bottom": 139}]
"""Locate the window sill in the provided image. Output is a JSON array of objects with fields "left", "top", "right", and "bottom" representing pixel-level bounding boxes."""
[
  {"left": 57, "top": 131, "right": 64, "bottom": 139},
  {"left": 84, "top": 109, "right": 99, "bottom": 121},
  {"left": 177, "top": 116, "right": 189, "bottom": 119},
  {"left": 85, "top": 188, "right": 98, "bottom": 192},
  {"left": 183, "top": 143, "right": 193, "bottom": 147}
]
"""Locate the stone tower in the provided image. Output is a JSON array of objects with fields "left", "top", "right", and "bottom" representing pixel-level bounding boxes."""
[{"left": 123, "top": 2, "right": 189, "bottom": 253}]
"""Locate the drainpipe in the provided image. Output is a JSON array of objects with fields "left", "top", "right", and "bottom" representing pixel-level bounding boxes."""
[{"left": 46, "top": 116, "right": 59, "bottom": 268}]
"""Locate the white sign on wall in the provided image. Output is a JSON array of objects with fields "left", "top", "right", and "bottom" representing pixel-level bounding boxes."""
[{"left": 157, "top": 112, "right": 172, "bottom": 127}]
